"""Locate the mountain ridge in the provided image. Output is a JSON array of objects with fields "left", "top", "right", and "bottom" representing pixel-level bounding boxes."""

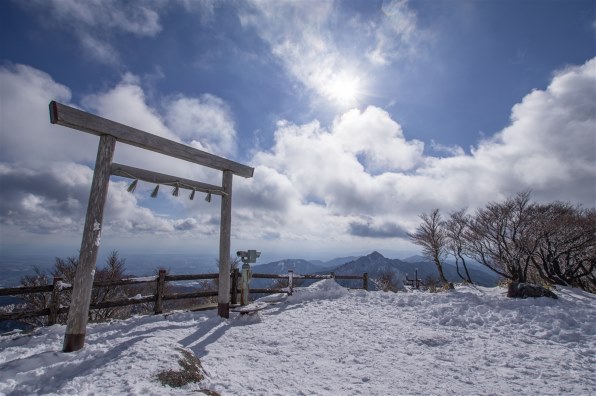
[{"left": 250, "top": 251, "right": 499, "bottom": 288}]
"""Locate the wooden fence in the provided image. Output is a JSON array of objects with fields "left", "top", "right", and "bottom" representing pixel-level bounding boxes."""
[{"left": 0, "top": 270, "right": 368, "bottom": 325}]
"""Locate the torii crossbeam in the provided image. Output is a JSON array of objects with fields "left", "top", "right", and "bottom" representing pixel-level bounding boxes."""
[{"left": 49, "top": 101, "right": 254, "bottom": 352}]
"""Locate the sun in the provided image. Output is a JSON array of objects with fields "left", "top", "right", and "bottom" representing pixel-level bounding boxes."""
[{"left": 325, "top": 72, "right": 361, "bottom": 107}]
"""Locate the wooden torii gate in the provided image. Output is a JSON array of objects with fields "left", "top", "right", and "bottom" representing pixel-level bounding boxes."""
[{"left": 49, "top": 101, "right": 254, "bottom": 352}]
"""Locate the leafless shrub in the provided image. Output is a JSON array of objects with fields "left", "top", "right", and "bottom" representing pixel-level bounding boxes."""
[
  {"left": 422, "top": 275, "right": 440, "bottom": 293},
  {"left": 19, "top": 267, "right": 52, "bottom": 327},
  {"left": 372, "top": 271, "right": 399, "bottom": 292},
  {"left": 408, "top": 209, "right": 453, "bottom": 289}
]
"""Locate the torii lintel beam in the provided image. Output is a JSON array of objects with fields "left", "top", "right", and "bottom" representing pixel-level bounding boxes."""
[{"left": 49, "top": 101, "right": 254, "bottom": 179}]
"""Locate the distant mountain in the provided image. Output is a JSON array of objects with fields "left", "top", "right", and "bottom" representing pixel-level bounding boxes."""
[
  {"left": 404, "top": 254, "right": 501, "bottom": 277},
  {"left": 246, "top": 252, "right": 499, "bottom": 291},
  {"left": 318, "top": 256, "right": 360, "bottom": 268},
  {"left": 402, "top": 255, "right": 427, "bottom": 263},
  {"left": 331, "top": 251, "right": 406, "bottom": 290},
  {"left": 249, "top": 259, "right": 327, "bottom": 289},
  {"left": 252, "top": 259, "right": 325, "bottom": 275},
  {"left": 394, "top": 257, "right": 499, "bottom": 287},
  {"left": 333, "top": 252, "right": 499, "bottom": 288}
]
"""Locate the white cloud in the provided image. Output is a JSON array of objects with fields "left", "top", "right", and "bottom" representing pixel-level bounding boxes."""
[
  {"left": 80, "top": 74, "right": 236, "bottom": 185},
  {"left": 240, "top": 0, "right": 358, "bottom": 106},
  {"left": 82, "top": 79, "right": 175, "bottom": 141},
  {"left": 430, "top": 140, "right": 466, "bottom": 157},
  {"left": 78, "top": 34, "right": 120, "bottom": 66},
  {"left": 332, "top": 107, "right": 424, "bottom": 172},
  {"left": 0, "top": 64, "right": 236, "bottom": 248},
  {"left": 236, "top": 57, "right": 596, "bottom": 245},
  {"left": 164, "top": 95, "right": 237, "bottom": 157},
  {"left": 20, "top": 0, "right": 161, "bottom": 65},
  {"left": 0, "top": 64, "right": 97, "bottom": 164},
  {"left": 2, "top": 58, "right": 594, "bottom": 255},
  {"left": 367, "top": 0, "right": 421, "bottom": 65},
  {"left": 37, "top": 0, "right": 161, "bottom": 36},
  {"left": 239, "top": 0, "right": 425, "bottom": 107}
]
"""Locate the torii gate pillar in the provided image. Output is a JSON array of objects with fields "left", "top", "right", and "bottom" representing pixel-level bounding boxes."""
[
  {"left": 218, "top": 170, "right": 233, "bottom": 318},
  {"left": 64, "top": 135, "right": 116, "bottom": 352}
]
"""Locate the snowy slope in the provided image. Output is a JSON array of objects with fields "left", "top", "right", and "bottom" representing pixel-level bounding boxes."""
[{"left": 1, "top": 281, "right": 595, "bottom": 395}]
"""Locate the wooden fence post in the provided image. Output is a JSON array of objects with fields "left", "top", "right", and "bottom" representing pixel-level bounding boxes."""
[
  {"left": 231, "top": 268, "right": 239, "bottom": 305},
  {"left": 48, "top": 277, "right": 63, "bottom": 326},
  {"left": 363, "top": 273, "right": 368, "bottom": 291},
  {"left": 288, "top": 270, "right": 294, "bottom": 296},
  {"left": 240, "top": 263, "right": 251, "bottom": 306},
  {"left": 155, "top": 270, "right": 166, "bottom": 314},
  {"left": 63, "top": 134, "right": 116, "bottom": 353}
]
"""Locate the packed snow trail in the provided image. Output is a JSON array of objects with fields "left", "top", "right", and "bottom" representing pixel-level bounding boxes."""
[{"left": 0, "top": 281, "right": 594, "bottom": 395}]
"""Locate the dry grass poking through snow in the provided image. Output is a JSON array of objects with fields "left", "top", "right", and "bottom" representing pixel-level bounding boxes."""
[{"left": 156, "top": 348, "right": 219, "bottom": 395}]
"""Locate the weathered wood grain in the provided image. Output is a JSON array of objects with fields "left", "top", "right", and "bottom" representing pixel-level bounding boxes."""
[
  {"left": 155, "top": 270, "right": 166, "bottom": 314},
  {"left": 218, "top": 170, "right": 233, "bottom": 318},
  {"left": 63, "top": 134, "right": 116, "bottom": 353}
]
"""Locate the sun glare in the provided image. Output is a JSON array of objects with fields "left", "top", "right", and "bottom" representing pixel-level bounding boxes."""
[{"left": 325, "top": 72, "right": 361, "bottom": 107}]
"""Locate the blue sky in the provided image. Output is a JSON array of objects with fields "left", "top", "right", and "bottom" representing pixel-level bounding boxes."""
[{"left": 0, "top": 0, "right": 595, "bottom": 261}]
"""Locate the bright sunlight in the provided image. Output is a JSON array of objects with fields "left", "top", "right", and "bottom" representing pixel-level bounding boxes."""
[{"left": 324, "top": 71, "right": 361, "bottom": 107}]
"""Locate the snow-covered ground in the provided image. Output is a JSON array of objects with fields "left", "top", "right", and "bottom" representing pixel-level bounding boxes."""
[{"left": 1, "top": 280, "right": 595, "bottom": 395}]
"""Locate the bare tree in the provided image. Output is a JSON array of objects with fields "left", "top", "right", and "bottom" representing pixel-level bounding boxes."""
[
  {"left": 531, "top": 202, "right": 596, "bottom": 291},
  {"left": 409, "top": 209, "right": 453, "bottom": 288},
  {"left": 464, "top": 191, "right": 539, "bottom": 283},
  {"left": 444, "top": 209, "right": 474, "bottom": 284},
  {"left": 410, "top": 192, "right": 595, "bottom": 293}
]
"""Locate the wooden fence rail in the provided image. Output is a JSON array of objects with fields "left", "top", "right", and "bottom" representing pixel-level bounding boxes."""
[{"left": 0, "top": 270, "right": 368, "bottom": 325}]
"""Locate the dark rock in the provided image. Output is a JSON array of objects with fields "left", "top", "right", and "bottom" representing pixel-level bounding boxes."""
[{"left": 507, "top": 282, "right": 558, "bottom": 299}]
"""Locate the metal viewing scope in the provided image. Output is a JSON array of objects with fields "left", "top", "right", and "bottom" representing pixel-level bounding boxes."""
[{"left": 236, "top": 249, "right": 261, "bottom": 264}]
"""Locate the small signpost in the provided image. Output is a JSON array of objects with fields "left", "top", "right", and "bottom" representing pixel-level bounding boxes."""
[{"left": 405, "top": 269, "right": 421, "bottom": 289}]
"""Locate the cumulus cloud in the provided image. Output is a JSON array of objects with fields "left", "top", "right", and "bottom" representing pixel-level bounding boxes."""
[
  {"left": 2, "top": 58, "right": 594, "bottom": 252},
  {"left": 0, "top": 64, "right": 235, "bottom": 183},
  {"left": 164, "top": 94, "right": 237, "bottom": 157},
  {"left": 0, "top": 162, "right": 91, "bottom": 234},
  {"left": 333, "top": 107, "right": 424, "bottom": 172},
  {"left": 0, "top": 64, "right": 233, "bottom": 245},
  {"left": 82, "top": 76, "right": 176, "bottom": 141},
  {"left": 80, "top": 74, "right": 236, "bottom": 184},
  {"left": 0, "top": 64, "right": 98, "bottom": 164},
  {"left": 237, "top": 57, "right": 595, "bottom": 243},
  {"left": 0, "top": 161, "right": 218, "bottom": 242}
]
